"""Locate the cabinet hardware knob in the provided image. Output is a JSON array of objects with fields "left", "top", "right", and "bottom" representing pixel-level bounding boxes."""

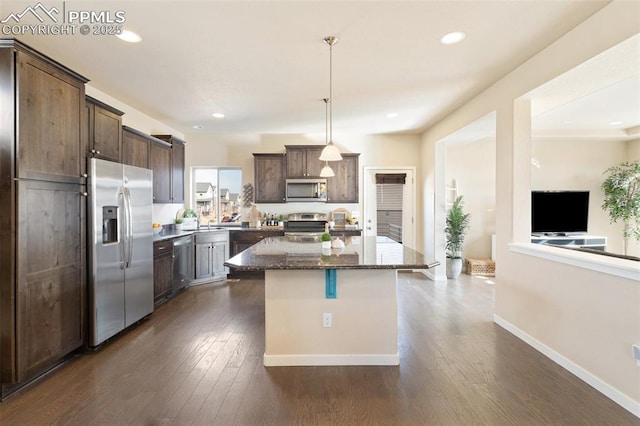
[
  {"left": 81, "top": 192, "right": 88, "bottom": 196},
  {"left": 91, "top": 149, "right": 95, "bottom": 154},
  {"left": 96, "top": 150, "right": 101, "bottom": 155},
  {"left": 82, "top": 173, "right": 88, "bottom": 178}
]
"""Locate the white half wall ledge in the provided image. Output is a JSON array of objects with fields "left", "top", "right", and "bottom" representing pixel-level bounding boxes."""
[
  {"left": 263, "top": 353, "right": 400, "bottom": 367},
  {"left": 509, "top": 243, "right": 640, "bottom": 282},
  {"left": 494, "top": 315, "right": 640, "bottom": 418},
  {"left": 421, "top": 270, "right": 447, "bottom": 282}
]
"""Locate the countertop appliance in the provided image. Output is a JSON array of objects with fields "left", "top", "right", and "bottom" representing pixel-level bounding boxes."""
[
  {"left": 286, "top": 179, "right": 327, "bottom": 202},
  {"left": 88, "top": 158, "right": 154, "bottom": 347},
  {"left": 284, "top": 213, "right": 328, "bottom": 241}
]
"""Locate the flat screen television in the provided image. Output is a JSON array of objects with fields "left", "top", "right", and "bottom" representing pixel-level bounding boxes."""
[{"left": 531, "top": 190, "right": 589, "bottom": 235}]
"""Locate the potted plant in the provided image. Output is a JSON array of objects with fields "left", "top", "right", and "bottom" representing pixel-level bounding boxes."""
[
  {"left": 445, "top": 195, "right": 470, "bottom": 279},
  {"left": 174, "top": 217, "right": 184, "bottom": 231},
  {"left": 320, "top": 232, "right": 332, "bottom": 249},
  {"left": 601, "top": 160, "right": 640, "bottom": 255}
]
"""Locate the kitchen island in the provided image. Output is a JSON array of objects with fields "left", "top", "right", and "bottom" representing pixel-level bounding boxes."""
[{"left": 225, "top": 235, "right": 439, "bottom": 366}]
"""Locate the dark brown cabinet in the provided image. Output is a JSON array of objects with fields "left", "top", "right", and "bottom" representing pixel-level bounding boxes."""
[
  {"left": 86, "top": 96, "right": 123, "bottom": 163},
  {"left": 327, "top": 153, "right": 359, "bottom": 203},
  {"left": 15, "top": 49, "right": 86, "bottom": 183},
  {"left": 0, "top": 39, "right": 89, "bottom": 394},
  {"left": 228, "top": 230, "right": 283, "bottom": 277},
  {"left": 149, "top": 139, "right": 172, "bottom": 203},
  {"left": 153, "top": 135, "right": 186, "bottom": 204},
  {"left": 254, "top": 154, "right": 286, "bottom": 203},
  {"left": 285, "top": 145, "right": 324, "bottom": 178},
  {"left": 16, "top": 180, "right": 86, "bottom": 381},
  {"left": 122, "top": 126, "right": 151, "bottom": 168},
  {"left": 153, "top": 240, "right": 173, "bottom": 305}
]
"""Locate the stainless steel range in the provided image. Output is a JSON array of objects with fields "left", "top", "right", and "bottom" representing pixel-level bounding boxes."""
[{"left": 285, "top": 212, "right": 328, "bottom": 241}]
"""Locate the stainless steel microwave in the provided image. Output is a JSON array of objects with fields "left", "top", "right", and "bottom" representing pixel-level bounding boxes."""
[{"left": 286, "top": 179, "right": 327, "bottom": 202}]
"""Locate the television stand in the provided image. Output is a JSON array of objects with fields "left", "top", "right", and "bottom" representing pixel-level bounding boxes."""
[{"left": 530, "top": 234, "right": 607, "bottom": 251}]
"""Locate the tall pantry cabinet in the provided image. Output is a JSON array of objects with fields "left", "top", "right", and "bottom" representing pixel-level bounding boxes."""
[{"left": 0, "top": 39, "right": 89, "bottom": 397}]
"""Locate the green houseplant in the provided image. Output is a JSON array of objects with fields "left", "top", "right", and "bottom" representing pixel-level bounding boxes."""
[
  {"left": 601, "top": 160, "right": 640, "bottom": 255},
  {"left": 320, "top": 232, "right": 332, "bottom": 249},
  {"left": 445, "top": 196, "right": 470, "bottom": 279}
]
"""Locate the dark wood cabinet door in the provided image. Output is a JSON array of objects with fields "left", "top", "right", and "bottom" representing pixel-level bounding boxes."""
[
  {"left": 150, "top": 141, "right": 172, "bottom": 203},
  {"left": 90, "top": 102, "right": 122, "bottom": 162},
  {"left": 286, "top": 148, "right": 306, "bottom": 178},
  {"left": 305, "top": 147, "right": 325, "bottom": 178},
  {"left": 16, "top": 180, "right": 85, "bottom": 382},
  {"left": 153, "top": 251, "right": 173, "bottom": 304},
  {"left": 122, "top": 127, "right": 150, "bottom": 169},
  {"left": 17, "top": 52, "right": 85, "bottom": 183},
  {"left": 195, "top": 243, "right": 213, "bottom": 280},
  {"left": 327, "top": 153, "right": 359, "bottom": 203},
  {"left": 171, "top": 140, "right": 185, "bottom": 203},
  {"left": 254, "top": 154, "right": 286, "bottom": 203}
]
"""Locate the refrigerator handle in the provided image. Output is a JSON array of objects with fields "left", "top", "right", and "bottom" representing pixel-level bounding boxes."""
[
  {"left": 125, "top": 187, "right": 134, "bottom": 268},
  {"left": 118, "top": 188, "right": 127, "bottom": 269}
]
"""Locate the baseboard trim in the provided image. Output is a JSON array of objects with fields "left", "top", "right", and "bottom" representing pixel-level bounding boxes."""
[
  {"left": 263, "top": 353, "right": 400, "bottom": 367},
  {"left": 494, "top": 314, "right": 640, "bottom": 418},
  {"left": 420, "top": 269, "right": 447, "bottom": 282}
]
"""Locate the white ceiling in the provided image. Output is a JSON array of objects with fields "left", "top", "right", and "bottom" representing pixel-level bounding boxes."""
[{"left": 2, "top": 0, "right": 631, "bottom": 137}]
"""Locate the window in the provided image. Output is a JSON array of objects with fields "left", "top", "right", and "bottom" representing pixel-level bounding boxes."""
[{"left": 192, "top": 167, "right": 242, "bottom": 225}]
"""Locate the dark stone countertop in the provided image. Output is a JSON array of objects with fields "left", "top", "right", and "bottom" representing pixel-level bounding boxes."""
[
  {"left": 224, "top": 236, "right": 439, "bottom": 271},
  {"left": 152, "top": 226, "right": 286, "bottom": 242}
]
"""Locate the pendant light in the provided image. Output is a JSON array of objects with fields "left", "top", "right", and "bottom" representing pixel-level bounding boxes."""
[
  {"left": 319, "top": 36, "right": 343, "bottom": 162},
  {"left": 320, "top": 98, "right": 335, "bottom": 177}
]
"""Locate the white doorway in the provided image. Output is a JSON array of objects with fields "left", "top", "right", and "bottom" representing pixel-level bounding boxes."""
[{"left": 363, "top": 167, "right": 416, "bottom": 249}]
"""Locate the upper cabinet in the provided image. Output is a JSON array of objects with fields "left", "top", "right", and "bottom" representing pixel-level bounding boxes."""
[
  {"left": 285, "top": 145, "right": 324, "bottom": 178},
  {"left": 254, "top": 153, "right": 286, "bottom": 203},
  {"left": 153, "top": 135, "right": 185, "bottom": 204},
  {"left": 149, "top": 138, "right": 172, "bottom": 203},
  {"left": 13, "top": 47, "right": 88, "bottom": 183},
  {"left": 326, "top": 153, "right": 359, "bottom": 203},
  {"left": 85, "top": 96, "right": 124, "bottom": 163},
  {"left": 122, "top": 126, "right": 150, "bottom": 169}
]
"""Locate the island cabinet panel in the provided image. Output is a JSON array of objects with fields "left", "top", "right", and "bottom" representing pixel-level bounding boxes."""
[
  {"left": 153, "top": 240, "right": 173, "bottom": 305},
  {"left": 16, "top": 51, "right": 86, "bottom": 184},
  {"left": 16, "top": 180, "right": 86, "bottom": 382},
  {"left": 327, "top": 153, "right": 359, "bottom": 203},
  {"left": 122, "top": 126, "right": 150, "bottom": 169},
  {"left": 285, "top": 145, "right": 324, "bottom": 178},
  {"left": 153, "top": 135, "right": 186, "bottom": 204},
  {"left": 254, "top": 153, "right": 286, "bottom": 203},
  {"left": 149, "top": 140, "right": 172, "bottom": 203},
  {"left": 85, "top": 96, "right": 123, "bottom": 163}
]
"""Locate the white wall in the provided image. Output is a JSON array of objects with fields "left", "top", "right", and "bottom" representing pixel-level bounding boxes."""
[
  {"left": 446, "top": 137, "right": 496, "bottom": 260},
  {"left": 421, "top": 1, "right": 640, "bottom": 415}
]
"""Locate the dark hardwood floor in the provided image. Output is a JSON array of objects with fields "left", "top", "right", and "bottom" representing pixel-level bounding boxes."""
[{"left": 0, "top": 272, "right": 636, "bottom": 425}]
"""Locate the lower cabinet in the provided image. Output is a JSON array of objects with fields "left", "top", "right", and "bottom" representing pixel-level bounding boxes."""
[
  {"left": 194, "top": 231, "right": 229, "bottom": 283},
  {"left": 153, "top": 240, "right": 173, "bottom": 305},
  {"left": 228, "top": 230, "right": 284, "bottom": 277}
]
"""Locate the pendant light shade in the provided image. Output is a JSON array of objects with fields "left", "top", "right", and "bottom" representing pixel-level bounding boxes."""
[
  {"left": 320, "top": 164, "right": 335, "bottom": 177},
  {"left": 320, "top": 36, "right": 342, "bottom": 162}
]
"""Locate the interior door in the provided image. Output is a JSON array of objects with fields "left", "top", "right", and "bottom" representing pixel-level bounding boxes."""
[{"left": 363, "top": 167, "right": 416, "bottom": 248}]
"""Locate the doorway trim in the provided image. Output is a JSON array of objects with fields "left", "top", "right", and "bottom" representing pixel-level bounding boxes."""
[{"left": 363, "top": 166, "right": 416, "bottom": 249}]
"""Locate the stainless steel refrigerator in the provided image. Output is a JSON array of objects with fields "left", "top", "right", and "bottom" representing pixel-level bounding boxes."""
[{"left": 88, "top": 158, "right": 154, "bottom": 347}]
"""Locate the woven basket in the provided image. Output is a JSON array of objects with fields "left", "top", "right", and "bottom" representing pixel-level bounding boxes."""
[{"left": 466, "top": 258, "right": 495, "bottom": 276}]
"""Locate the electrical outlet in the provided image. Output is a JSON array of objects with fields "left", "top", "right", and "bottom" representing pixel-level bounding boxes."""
[
  {"left": 323, "top": 313, "right": 332, "bottom": 328},
  {"left": 633, "top": 344, "right": 640, "bottom": 366}
]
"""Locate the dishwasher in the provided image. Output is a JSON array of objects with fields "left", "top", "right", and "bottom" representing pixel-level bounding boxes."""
[{"left": 172, "top": 235, "right": 194, "bottom": 293}]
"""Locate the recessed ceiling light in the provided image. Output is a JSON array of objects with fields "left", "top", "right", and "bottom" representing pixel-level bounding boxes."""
[
  {"left": 212, "top": 113, "right": 225, "bottom": 119},
  {"left": 116, "top": 30, "right": 142, "bottom": 43},
  {"left": 386, "top": 113, "right": 399, "bottom": 119},
  {"left": 440, "top": 31, "right": 466, "bottom": 45},
  {"left": 192, "top": 125, "right": 204, "bottom": 129},
  {"left": 609, "top": 120, "right": 623, "bottom": 126}
]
